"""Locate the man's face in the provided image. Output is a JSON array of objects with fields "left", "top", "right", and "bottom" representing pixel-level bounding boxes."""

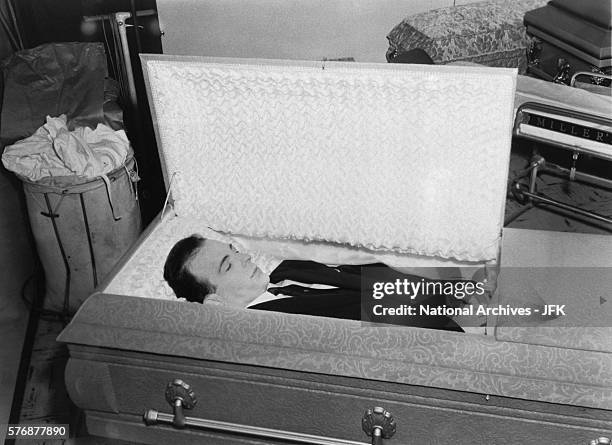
[{"left": 187, "top": 239, "right": 269, "bottom": 307}]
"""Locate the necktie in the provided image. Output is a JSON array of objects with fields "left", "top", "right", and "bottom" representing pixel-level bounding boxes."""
[{"left": 270, "top": 260, "right": 363, "bottom": 289}]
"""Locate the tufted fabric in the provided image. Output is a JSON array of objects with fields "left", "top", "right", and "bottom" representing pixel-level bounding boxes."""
[
  {"left": 143, "top": 57, "right": 516, "bottom": 263},
  {"left": 387, "top": 0, "right": 549, "bottom": 73}
]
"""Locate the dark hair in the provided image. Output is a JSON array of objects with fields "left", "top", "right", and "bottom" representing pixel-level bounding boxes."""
[{"left": 163, "top": 234, "right": 216, "bottom": 303}]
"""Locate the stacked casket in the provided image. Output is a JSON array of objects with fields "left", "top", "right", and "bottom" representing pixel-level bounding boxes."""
[{"left": 524, "top": 0, "right": 611, "bottom": 88}]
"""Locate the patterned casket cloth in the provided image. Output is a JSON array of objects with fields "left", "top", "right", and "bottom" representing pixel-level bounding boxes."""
[
  {"left": 387, "top": 0, "right": 548, "bottom": 73},
  {"left": 143, "top": 57, "right": 516, "bottom": 263}
]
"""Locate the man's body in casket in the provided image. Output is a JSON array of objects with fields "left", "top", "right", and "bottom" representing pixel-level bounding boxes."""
[{"left": 164, "top": 235, "right": 464, "bottom": 332}]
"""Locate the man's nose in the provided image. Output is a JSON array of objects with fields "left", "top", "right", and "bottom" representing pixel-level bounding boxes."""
[{"left": 239, "top": 252, "right": 251, "bottom": 264}]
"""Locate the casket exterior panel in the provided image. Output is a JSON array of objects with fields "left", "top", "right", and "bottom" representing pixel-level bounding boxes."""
[
  {"left": 59, "top": 290, "right": 612, "bottom": 443},
  {"left": 64, "top": 343, "right": 611, "bottom": 444}
]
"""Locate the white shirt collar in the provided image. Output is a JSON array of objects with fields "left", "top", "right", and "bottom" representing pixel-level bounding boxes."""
[{"left": 247, "top": 290, "right": 290, "bottom": 308}]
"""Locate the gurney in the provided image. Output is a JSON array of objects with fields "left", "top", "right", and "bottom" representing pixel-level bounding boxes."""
[{"left": 508, "top": 75, "right": 612, "bottom": 228}]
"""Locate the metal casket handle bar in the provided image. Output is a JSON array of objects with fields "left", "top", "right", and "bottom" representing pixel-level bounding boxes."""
[
  {"left": 143, "top": 380, "right": 397, "bottom": 444},
  {"left": 362, "top": 407, "right": 397, "bottom": 445},
  {"left": 591, "top": 438, "right": 611, "bottom": 445}
]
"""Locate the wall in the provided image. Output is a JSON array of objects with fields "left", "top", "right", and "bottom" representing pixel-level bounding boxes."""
[
  {"left": 0, "top": 1, "right": 35, "bottom": 318},
  {"left": 157, "top": 0, "right": 457, "bottom": 62},
  {"left": 0, "top": 50, "right": 35, "bottom": 431}
]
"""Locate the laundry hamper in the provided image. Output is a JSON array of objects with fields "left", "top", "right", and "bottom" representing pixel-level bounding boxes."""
[{"left": 21, "top": 157, "right": 141, "bottom": 315}]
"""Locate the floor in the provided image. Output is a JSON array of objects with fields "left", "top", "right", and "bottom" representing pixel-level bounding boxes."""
[{"left": 0, "top": 272, "right": 125, "bottom": 444}]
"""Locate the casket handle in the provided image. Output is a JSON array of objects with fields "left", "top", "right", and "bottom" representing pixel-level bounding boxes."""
[
  {"left": 165, "top": 379, "right": 197, "bottom": 428},
  {"left": 144, "top": 386, "right": 397, "bottom": 444},
  {"left": 553, "top": 58, "right": 572, "bottom": 85},
  {"left": 362, "top": 407, "right": 396, "bottom": 445},
  {"left": 570, "top": 70, "right": 612, "bottom": 87}
]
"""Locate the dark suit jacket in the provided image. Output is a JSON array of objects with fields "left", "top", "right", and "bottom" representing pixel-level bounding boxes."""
[{"left": 249, "top": 260, "right": 463, "bottom": 332}]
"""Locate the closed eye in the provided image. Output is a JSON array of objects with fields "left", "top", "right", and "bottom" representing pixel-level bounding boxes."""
[{"left": 219, "top": 254, "right": 230, "bottom": 273}]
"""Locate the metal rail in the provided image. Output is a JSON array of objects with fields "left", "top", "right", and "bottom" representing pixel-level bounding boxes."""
[
  {"left": 508, "top": 102, "right": 612, "bottom": 229},
  {"left": 144, "top": 409, "right": 369, "bottom": 445},
  {"left": 516, "top": 186, "right": 612, "bottom": 225}
]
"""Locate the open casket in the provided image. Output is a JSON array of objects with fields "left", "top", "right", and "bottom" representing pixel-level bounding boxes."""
[{"left": 58, "top": 56, "right": 612, "bottom": 444}]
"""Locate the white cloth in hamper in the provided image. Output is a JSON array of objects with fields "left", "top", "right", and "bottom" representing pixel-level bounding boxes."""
[{"left": 2, "top": 114, "right": 129, "bottom": 182}]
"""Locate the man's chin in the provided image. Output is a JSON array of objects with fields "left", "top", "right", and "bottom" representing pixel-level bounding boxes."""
[{"left": 255, "top": 273, "right": 270, "bottom": 292}]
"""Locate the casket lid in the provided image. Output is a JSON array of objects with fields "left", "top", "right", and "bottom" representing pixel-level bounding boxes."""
[
  {"left": 524, "top": 0, "right": 612, "bottom": 65},
  {"left": 141, "top": 56, "right": 517, "bottom": 263}
]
